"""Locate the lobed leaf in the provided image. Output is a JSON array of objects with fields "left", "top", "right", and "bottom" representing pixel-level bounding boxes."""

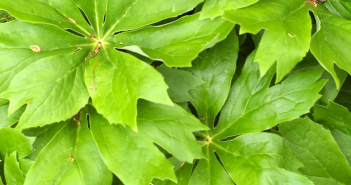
[
  {"left": 113, "top": 14, "right": 234, "bottom": 67},
  {"left": 188, "top": 29, "right": 239, "bottom": 128},
  {"left": 4, "top": 152, "right": 25, "bottom": 185},
  {"left": 311, "top": 6, "right": 351, "bottom": 88},
  {"left": 213, "top": 51, "right": 326, "bottom": 140},
  {"left": 223, "top": 0, "right": 313, "bottom": 82},
  {"left": 88, "top": 100, "right": 207, "bottom": 185},
  {"left": 85, "top": 48, "right": 172, "bottom": 131},
  {"left": 24, "top": 116, "right": 112, "bottom": 185}
]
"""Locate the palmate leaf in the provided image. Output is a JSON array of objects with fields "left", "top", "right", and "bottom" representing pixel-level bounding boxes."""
[
  {"left": 310, "top": 5, "right": 351, "bottom": 88},
  {"left": 159, "top": 31, "right": 325, "bottom": 185},
  {"left": 88, "top": 101, "right": 207, "bottom": 185},
  {"left": 0, "top": 0, "right": 234, "bottom": 130},
  {"left": 279, "top": 117, "right": 351, "bottom": 184},
  {"left": 223, "top": 0, "right": 313, "bottom": 82}
]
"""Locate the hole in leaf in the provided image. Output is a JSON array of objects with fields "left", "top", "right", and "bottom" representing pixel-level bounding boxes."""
[
  {"left": 65, "top": 29, "right": 86, "bottom": 38},
  {"left": 78, "top": 7, "right": 91, "bottom": 26}
]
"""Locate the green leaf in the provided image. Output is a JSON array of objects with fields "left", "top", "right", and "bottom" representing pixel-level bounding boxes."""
[
  {"left": 137, "top": 100, "right": 208, "bottom": 162},
  {"left": 24, "top": 117, "right": 112, "bottom": 185},
  {"left": 0, "top": 21, "right": 92, "bottom": 130},
  {"left": 4, "top": 152, "right": 24, "bottom": 185},
  {"left": 1, "top": 1, "right": 224, "bottom": 132},
  {"left": 0, "top": 103, "right": 25, "bottom": 128},
  {"left": 85, "top": 48, "right": 172, "bottom": 131},
  {"left": 279, "top": 117, "right": 351, "bottom": 184},
  {"left": 181, "top": 33, "right": 324, "bottom": 184},
  {"left": 102, "top": 0, "right": 203, "bottom": 38},
  {"left": 17, "top": 159, "right": 33, "bottom": 177},
  {"left": 26, "top": 123, "right": 66, "bottom": 160},
  {"left": 325, "top": 0, "right": 351, "bottom": 20},
  {"left": 189, "top": 149, "right": 233, "bottom": 185},
  {"left": 200, "top": 0, "right": 259, "bottom": 20},
  {"left": 153, "top": 158, "right": 193, "bottom": 185},
  {"left": 213, "top": 51, "right": 326, "bottom": 140},
  {"left": 223, "top": 0, "right": 312, "bottom": 82},
  {"left": 314, "top": 102, "right": 351, "bottom": 166},
  {"left": 157, "top": 65, "right": 204, "bottom": 103},
  {"left": 311, "top": 6, "right": 351, "bottom": 88},
  {"left": 214, "top": 133, "right": 313, "bottom": 185},
  {"left": 88, "top": 100, "right": 207, "bottom": 185},
  {"left": 0, "top": 0, "right": 93, "bottom": 36},
  {"left": 0, "top": 128, "right": 34, "bottom": 160},
  {"left": 0, "top": 49, "right": 90, "bottom": 130},
  {"left": 113, "top": 14, "right": 234, "bottom": 67},
  {"left": 188, "top": 29, "right": 239, "bottom": 128}
]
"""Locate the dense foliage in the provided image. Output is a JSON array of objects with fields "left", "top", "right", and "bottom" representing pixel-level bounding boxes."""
[{"left": 1, "top": 0, "right": 351, "bottom": 184}]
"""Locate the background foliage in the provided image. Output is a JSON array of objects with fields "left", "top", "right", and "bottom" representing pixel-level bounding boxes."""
[{"left": 1, "top": 0, "right": 351, "bottom": 184}]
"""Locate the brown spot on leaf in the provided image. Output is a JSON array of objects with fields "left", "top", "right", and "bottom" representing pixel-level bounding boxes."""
[
  {"left": 30, "top": 45, "right": 42, "bottom": 52},
  {"left": 70, "top": 155, "right": 75, "bottom": 161},
  {"left": 89, "top": 87, "right": 97, "bottom": 90},
  {"left": 28, "top": 101, "right": 33, "bottom": 104},
  {"left": 200, "top": 117, "right": 205, "bottom": 121}
]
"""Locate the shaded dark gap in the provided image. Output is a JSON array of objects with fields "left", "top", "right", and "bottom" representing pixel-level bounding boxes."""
[
  {"left": 152, "top": 6, "right": 199, "bottom": 26},
  {"left": 78, "top": 7, "right": 91, "bottom": 26},
  {"left": 218, "top": 135, "right": 239, "bottom": 142},
  {"left": 188, "top": 102, "right": 199, "bottom": 118},
  {"left": 191, "top": 159, "right": 200, "bottom": 174},
  {"left": 103, "top": 12, "right": 106, "bottom": 24},
  {"left": 151, "top": 60, "right": 163, "bottom": 68},
  {"left": 115, "top": 48, "right": 127, "bottom": 52},
  {"left": 86, "top": 114, "right": 90, "bottom": 129},
  {"left": 154, "top": 143, "right": 172, "bottom": 158},
  {"left": 213, "top": 111, "right": 221, "bottom": 128},
  {"left": 113, "top": 31, "right": 124, "bottom": 36},
  {"left": 65, "top": 29, "right": 86, "bottom": 37},
  {"left": 214, "top": 152, "right": 236, "bottom": 184}
]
